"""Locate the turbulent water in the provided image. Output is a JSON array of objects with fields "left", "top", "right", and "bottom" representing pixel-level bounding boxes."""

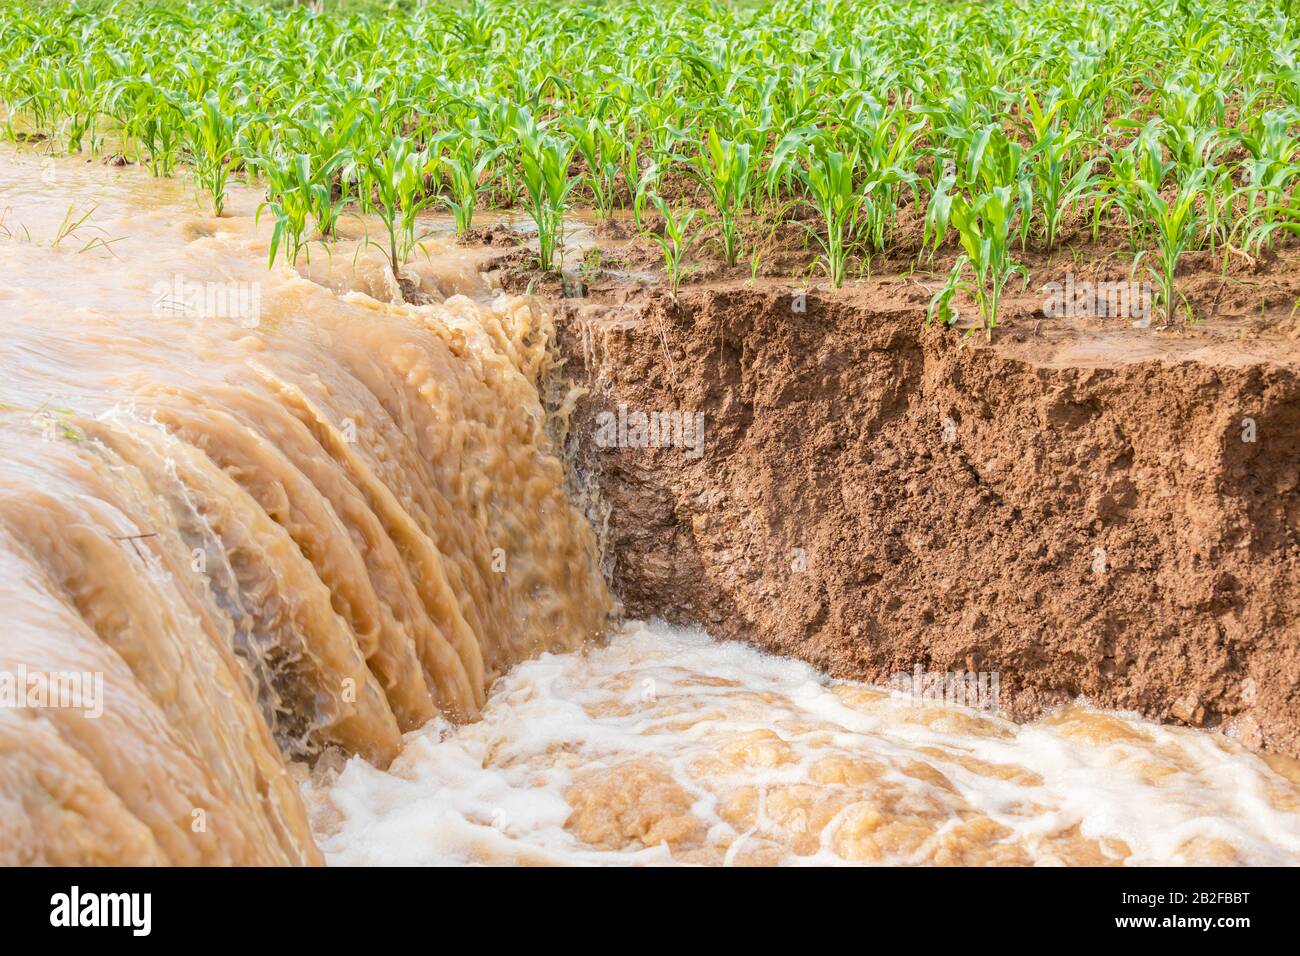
[
  {"left": 1, "top": 148, "right": 1298, "bottom": 866},
  {"left": 304, "top": 621, "right": 1300, "bottom": 866},
  {"left": 0, "top": 148, "right": 610, "bottom": 864}
]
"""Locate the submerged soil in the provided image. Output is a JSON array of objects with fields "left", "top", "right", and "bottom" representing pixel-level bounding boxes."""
[{"left": 548, "top": 264, "right": 1300, "bottom": 758}]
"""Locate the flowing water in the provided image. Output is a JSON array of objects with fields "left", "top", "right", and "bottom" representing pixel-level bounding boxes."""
[
  {"left": 2, "top": 147, "right": 1298, "bottom": 866},
  {"left": 304, "top": 621, "right": 1300, "bottom": 866},
  {"left": 0, "top": 147, "right": 610, "bottom": 864}
]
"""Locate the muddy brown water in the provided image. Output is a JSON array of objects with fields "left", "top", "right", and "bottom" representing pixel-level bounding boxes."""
[{"left": 1, "top": 147, "right": 1297, "bottom": 865}]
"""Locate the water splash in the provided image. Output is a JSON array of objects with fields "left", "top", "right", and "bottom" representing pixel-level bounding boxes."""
[{"left": 305, "top": 620, "right": 1300, "bottom": 866}]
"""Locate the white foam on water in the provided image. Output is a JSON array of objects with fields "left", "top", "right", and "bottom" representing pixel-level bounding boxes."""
[{"left": 303, "top": 620, "right": 1300, "bottom": 866}]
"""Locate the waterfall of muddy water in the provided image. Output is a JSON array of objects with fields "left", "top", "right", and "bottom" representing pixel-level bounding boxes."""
[
  {"left": 306, "top": 621, "right": 1300, "bottom": 866},
  {"left": 0, "top": 147, "right": 612, "bottom": 864}
]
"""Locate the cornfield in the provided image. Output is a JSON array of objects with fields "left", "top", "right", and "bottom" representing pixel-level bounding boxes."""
[{"left": 2, "top": 0, "right": 1298, "bottom": 332}]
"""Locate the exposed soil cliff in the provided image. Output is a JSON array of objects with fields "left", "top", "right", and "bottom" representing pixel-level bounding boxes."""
[{"left": 555, "top": 286, "right": 1300, "bottom": 756}]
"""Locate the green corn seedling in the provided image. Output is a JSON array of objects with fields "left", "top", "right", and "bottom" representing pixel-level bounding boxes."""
[
  {"left": 689, "top": 128, "right": 751, "bottom": 267},
  {"left": 928, "top": 185, "right": 1027, "bottom": 341},
  {"left": 644, "top": 194, "right": 699, "bottom": 298},
  {"left": 518, "top": 129, "right": 576, "bottom": 272},
  {"left": 359, "top": 136, "right": 436, "bottom": 281},
  {"left": 1131, "top": 170, "right": 1207, "bottom": 329},
  {"left": 802, "top": 144, "right": 863, "bottom": 288},
  {"left": 1232, "top": 109, "right": 1300, "bottom": 251},
  {"left": 439, "top": 133, "right": 501, "bottom": 237},
  {"left": 1020, "top": 90, "right": 1098, "bottom": 250},
  {"left": 185, "top": 90, "right": 238, "bottom": 216},
  {"left": 255, "top": 149, "right": 346, "bottom": 267},
  {"left": 571, "top": 115, "right": 622, "bottom": 224}
]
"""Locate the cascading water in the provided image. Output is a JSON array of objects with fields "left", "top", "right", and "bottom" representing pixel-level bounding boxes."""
[{"left": 0, "top": 147, "right": 610, "bottom": 864}]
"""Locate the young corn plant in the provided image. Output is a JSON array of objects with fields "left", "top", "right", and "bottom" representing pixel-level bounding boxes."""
[
  {"left": 439, "top": 133, "right": 501, "bottom": 237},
  {"left": 846, "top": 96, "right": 923, "bottom": 252},
  {"left": 644, "top": 194, "right": 699, "bottom": 298},
  {"left": 570, "top": 115, "right": 623, "bottom": 224},
  {"left": 518, "top": 130, "right": 576, "bottom": 273},
  {"left": 802, "top": 144, "right": 863, "bottom": 288},
  {"left": 358, "top": 137, "right": 435, "bottom": 282},
  {"left": 281, "top": 101, "right": 369, "bottom": 237},
  {"left": 1098, "top": 120, "right": 1210, "bottom": 326},
  {"left": 689, "top": 128, "right": 751, "bottom": 267},
  {"left": 1163, "top": 127, "right": 1230, "bottom": 254},
  {"left": 1094, "top": 127, "right": 1162, "bottom": 252},
  {"left": 50, "top": 58, "right": 102, "bottom": 155},
  {"left": 184, "top": 91, "right": 238, "bottom": 216},
  {"left": 925, "top": 119, "right": 1026, "bottom": 249},
  {"left": 1131, "top": 169, "right": 1207, "bottom": 329},
  {"left": 922, "top": 162, "right": 957, "bottom": 264},
  {"left": 928, "top": 185, "right": 1027, "bottom": 341},
  {"left": 305, "top": 154, "right": 350, "bottom": 241},
  {"left": 621, "top": 132, "right": 663, "bottom": 228},
  {"left": 967, "top": 123, "right": 1031, "bottom": 247},
  {"left": 631, "top": 158, "right": 660, "bottom": 231},
  {"left": 256, "top": 154, "right": 312, "bottom": 268},
  {"left": 255, "top": 150, "right": 346, "bottom": 268},
  {"left": 1020, "top": 89, "right": 1098, "bottom": 250},
  {"left": 1232, "top": 109, "right": 1300, "bottom": 253},
  {"left": 104, "top": 81, "right": 182, "bottom": 176}
]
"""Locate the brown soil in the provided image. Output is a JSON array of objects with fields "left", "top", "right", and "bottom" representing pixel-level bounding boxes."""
[
  {"left": 550, "top": 278, "right": 1300, "bottom": 757},
  {"left": 458, "top": 223, "right": 526, "bottom": 248}
]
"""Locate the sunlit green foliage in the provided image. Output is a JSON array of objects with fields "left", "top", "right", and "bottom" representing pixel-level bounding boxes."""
[{"left": 0, "top": 0, "right": 1296, "bottom": 313}]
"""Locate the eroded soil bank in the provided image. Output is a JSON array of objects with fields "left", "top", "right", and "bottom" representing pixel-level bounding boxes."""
[{"left": 555, "top": 287, "right": 1300, "bottom": 757}]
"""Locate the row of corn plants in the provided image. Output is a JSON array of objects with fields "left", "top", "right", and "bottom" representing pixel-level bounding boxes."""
[{"left": 0, "top": 0, "right": 1297, "bottom": 331}]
